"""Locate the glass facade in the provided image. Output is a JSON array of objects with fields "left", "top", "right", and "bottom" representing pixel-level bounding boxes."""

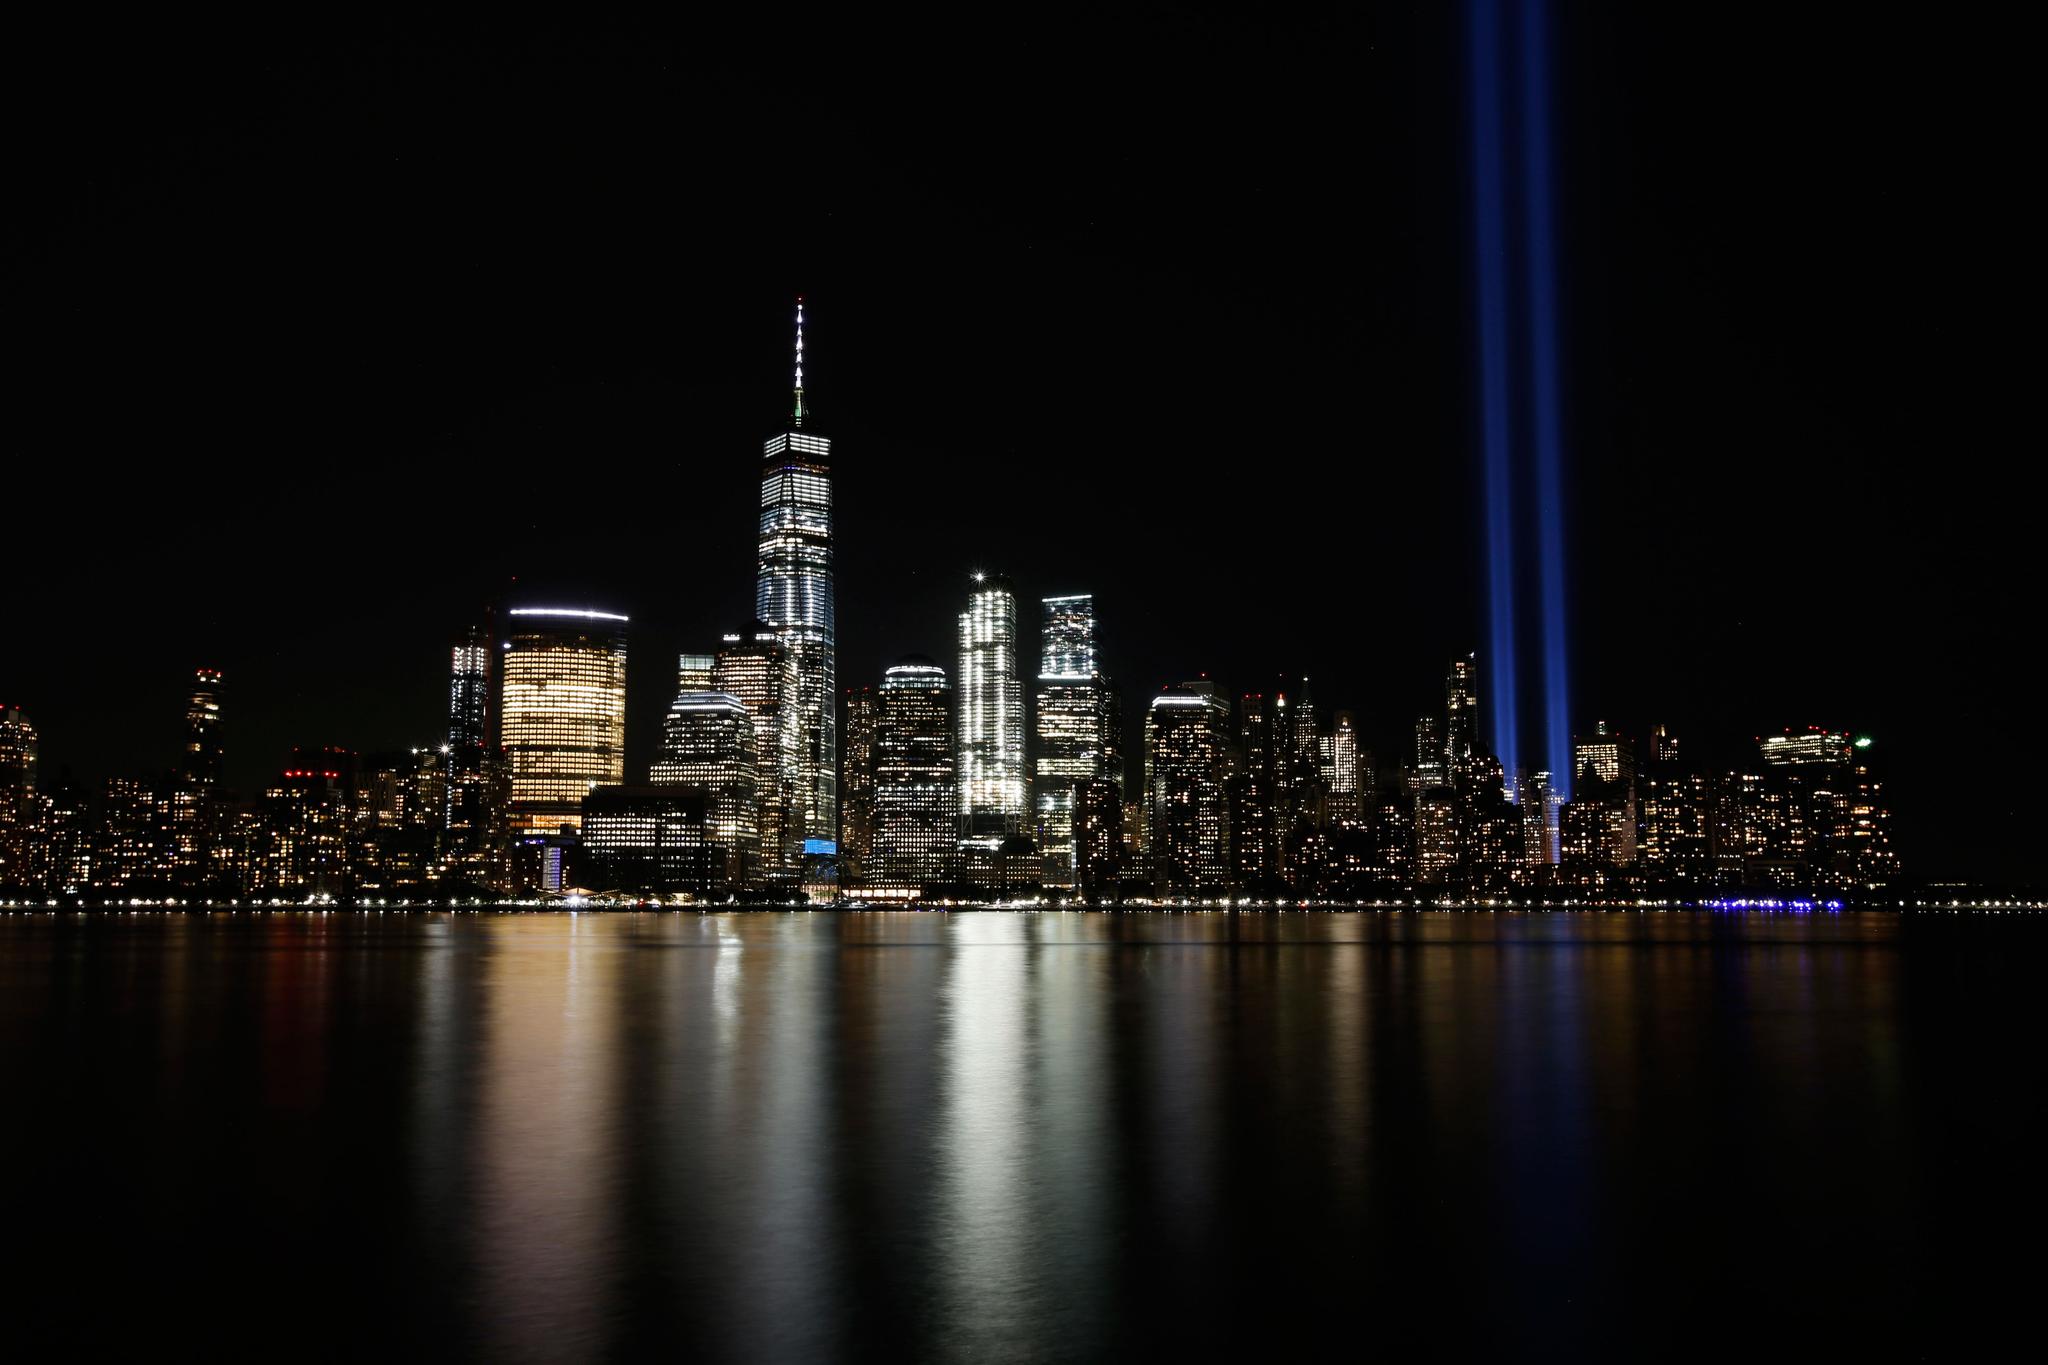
[
  {"left": 755, "top": 301, "right": 836, "bottom": 856},
  {"left": 182, "top": 668, "right": 226, "bottom": 788},
  {"left": 1145, "top": 682, "right": 1232, "bottom": 895},
  {"left": 0, "top": 706, "right": 37, "bottom": 884},
  {"left": 840, "top": 686, "right": 878, "bottom": 884},
  {"left": 872, "top": 658, "right": 954, "bottom": 891},
  {"left": 1033, "top": 594, "right": 1120, "bottom": 890},
  {"left": 713, "top": 628, "right": 802, "bottom": 884},
  {"left": 957, "top": 575, "right": 1026, "bottom": 834},
  {"left": 1327, "top": 710, "right": 1361, "bottom": 819},
  {"left": 500, "top": 608, "right": 628, "bottom": 837},
  {"left": 649, "top": 690, "right": 759, "bottom": 891},
  {"left": 579, "top": 786, "right": 712, "bottom": 893},
  {"left": 1445, "top": 654, "right": 1478, "bottom": 774},
  {"left": 445, "top": 625, "right": 492, "bottom": 848}
]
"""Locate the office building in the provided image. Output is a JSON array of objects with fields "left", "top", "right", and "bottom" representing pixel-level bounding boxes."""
[
  {"left": 0, "top": 706, "right": 36, "bottom": 887},
  {"left": 755, "top": 299, "right": 836, "bottom": 853},
  {"left": 840, "top": 685, "right": 879, "bottom": 886},
  {"left": 1326, "top": 709, "right": 1362, "bottom": 820},
  {"left": 1446, "top": 654, "right": 1478, "bottom": 774},
  {"left": 580, "top": 785, "right": 713, "bottom": 894},
  {"left": 871, "top": 657, "right": 955, "bottom": 892},
  {"left": 957, "top": 574, "right": 1027, "bottom": 837},
  {"left": 445, "top": 623, "right": 494, "bottom": 853},
  {"left": 181, "top": 668, "right": 226, "bottom": 788},
  {"left": 1033, "top": 593, "right": 1121, "bottom": 890},
  {"left": 500, "top": 608, "right": 628, "bottom": 837},
  {"left": 713, "top": 627, "right": 802, "bottom": 884},
  {"left": 650, "top": 690, "right": 760, "bottom": 892},
  {"left": 1145, "top": 682, "right": 1232, "bottom": 896}
]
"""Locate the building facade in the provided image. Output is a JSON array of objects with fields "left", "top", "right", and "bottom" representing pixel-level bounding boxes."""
[
  {"left": 1032, "top": 594, "right": 1121, "bottom": 891},
  {"left": 650, "top": 690, "right": 760, "bottom": 892},
  {"left": 840, "top": 685, "right": 879, "bottom": 886},
  {"left": 712, "top": 628, "right": 801, "bottom": 885},
  {"left": 957, "top": 574, "right": 1027, "bottom": 839},
  {"left": 755, "top": 300, "right": 836, "bottom": 856},
  {"left": 871, "top": 657, "right": 954, "bottom": 893},
  {"left": 500, "top": 608, "right": 629, "bottom": 837},
  {"left": 1145, "top": 682, "right": 1232, "bottom": 897},
  {"left": 580, "top": 785, "right": 712, "bottom": 894}
]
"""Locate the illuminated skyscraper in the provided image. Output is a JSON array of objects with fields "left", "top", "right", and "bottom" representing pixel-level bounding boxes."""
[
  {"left": 1573, "top": 720, "right": 1635, "bottom": 785},
  {"left": 1459, "top": 755, "right": 1525, "bottom": 891},
  {"left": 1446, "top": 654, "right": 1478, "bottom": 774},
  {"left": 872, "top": 657, "right": 955, "bottom": 892},
  {"left": 0, "top": 706, "right": 36, "bottom": 813},
  {"left": 650, "top": 690, "right": 759, "bottom": 891},
  {"left": 957, "top": 574, "right": 1027, "bottom": 837},
  {"left": 1758, "top": 729, "right": 1852, "bottom": 770},
  {"left": 1230, "top": 688, "right": 1284, "bottom": 892},
  {"left": 1757, "top": 728, "right": 1864, "bottom": 888},
  {"left": 1326, "top": 710, "right": 1361, "bottom": 820},
  {"left": 252, "top": 750, "right": 354, "bottom": 895},
  {"left": 755, "top": 299, "right": 835, "bottom": 854},
  {"left": 1514, "top": 769, "right": 1562, "bottom": 867},
  {"left": 1413, "top": 787, "right": 1458, "bottom": 885},
  {"left": 1649, "top": 723, "right": 1680, "bottom": 766},
  {"left": 170, "top": 669, "right": 226, "bottom": 885},
  {"left": 182, "top": 669, "right": 226, "bottom": 788},
  {"left": 840, "top": 686, "right": 879, "bottom": 885},
  {"left": 1411, "top": 715, "right": 1446, "bottom": 791},
  {"left": 499, "top": 607, "right": 629, "bottom": 836},
  {"left": 713, "top": 626, "right": 802, "bottom": 884},
  {"left": 580, "top": 786, "right": 712, "bottom": 893},
  {"left": 1075, "top": 779, "right": 1123, "bottom": 901},
  {"left": 445, "top": 624, "right": 493, "bottom": 850},
  {"left": 1572, "top": 721, "right": 1637, "bottom": 865},
  {"left": 1145, "top": 682, "right": 1233, "bottom": 896},
  {"left": 0, "top": 706, "right": 37, "bottom": 887},
  {"left": 676, "top": 653, "right": 715, "bottom": 693},
  {"left": 1033, "top": 593, "right": 1121, "bottom": 890}
]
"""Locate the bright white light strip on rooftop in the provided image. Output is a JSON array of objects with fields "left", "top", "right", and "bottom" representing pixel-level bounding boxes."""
[{"left": 509, "top": 608, "right": 630, "bottom": 622}]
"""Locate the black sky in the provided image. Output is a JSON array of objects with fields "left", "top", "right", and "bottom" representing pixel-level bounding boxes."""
[{"left": 13, "top": 6, "right": 2033, "bottom": 882}]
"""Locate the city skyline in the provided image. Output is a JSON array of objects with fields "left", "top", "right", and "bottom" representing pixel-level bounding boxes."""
[
  {"left": 0, "top": 296, "right": 1956, "bottom": 899},
  {"left": 12, "top": 10, "right": 2031, "bottom": 884}
]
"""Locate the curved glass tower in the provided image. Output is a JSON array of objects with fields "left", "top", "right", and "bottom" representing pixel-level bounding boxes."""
[
  {"left": 499, "top": 607, "right": 629, "bottom": 836},
  {"left": 755, "top": 299, "right": 836, "bottom": 851}
]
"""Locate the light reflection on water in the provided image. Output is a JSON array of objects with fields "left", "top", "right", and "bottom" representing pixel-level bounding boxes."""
[{"left": 2, "top": 910, "right": 2041, "bottom": 1361}]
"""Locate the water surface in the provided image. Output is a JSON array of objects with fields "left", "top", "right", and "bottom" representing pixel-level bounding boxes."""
[{"left": 2, "top": 911, "right": 2039, "bottom": 1360}]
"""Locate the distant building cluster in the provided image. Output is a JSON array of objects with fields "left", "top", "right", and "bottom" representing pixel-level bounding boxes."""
[{"left": 0, "top": 306, "right": 1900, "bottom": 904}]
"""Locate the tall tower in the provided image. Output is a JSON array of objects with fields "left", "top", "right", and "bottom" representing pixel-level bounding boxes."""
[
  {"left": 957, "top": 573, "right": 1027, "bottom": 837},
  {"left": 1445, "top": 654, "right": 1478, "bottom": 774},
  {"left": 649, "top": 689, "right": 760, "bottom": 891},
  {"left": 182, "top": 669, "right": 226, "bottom": 788},
  {"left": 840, "top": 685, "right": 879, "bottom": 886},
  {"left": 872, "top": 657, "right": 956, "bottom": 893},
  {"left": 1145, "top": 682, "right": 1233, "bottom": 896},
  {"left": 445, "top": 624, "right": 493, "bottom": 849},
  {"left": 0, "top": 707, "right": 38, "bottom": 886},
  {"left": 1033, "top": 593, "right": 1120, "bottom": 891},
  {"left": 171, "top": 669, "right": 226, "bottom": 886},
  {"left": 499, "top": 607, "right": 629, "bottom": 836},
  {"left": 713, "top": 626, "right": 802, "bottom": 884},
  {"left": 755, "top": 298, "right": 836, "bottom": 854}
]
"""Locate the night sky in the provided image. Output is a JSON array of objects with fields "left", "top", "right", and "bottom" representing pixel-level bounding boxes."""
[{"left": 15, "top": 8, "right": 2031, "bottom": 882}]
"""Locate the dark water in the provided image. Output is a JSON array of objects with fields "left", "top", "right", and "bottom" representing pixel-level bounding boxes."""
[{"left": 2, "top": 911, "right": 2041, "bottom": 1361}]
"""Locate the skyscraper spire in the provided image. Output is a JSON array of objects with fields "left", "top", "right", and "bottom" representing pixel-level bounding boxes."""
[{"left": 791, "top": 296, "right": 806, "bottom": 428}]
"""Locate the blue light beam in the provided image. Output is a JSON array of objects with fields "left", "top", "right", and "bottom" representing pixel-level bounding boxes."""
[
  {"left": 1471, "top": 0, "right": 1521, "bottom": 790},
  {"left": 1518, "top": 0, "right": 1573, "bottom": 801}
]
